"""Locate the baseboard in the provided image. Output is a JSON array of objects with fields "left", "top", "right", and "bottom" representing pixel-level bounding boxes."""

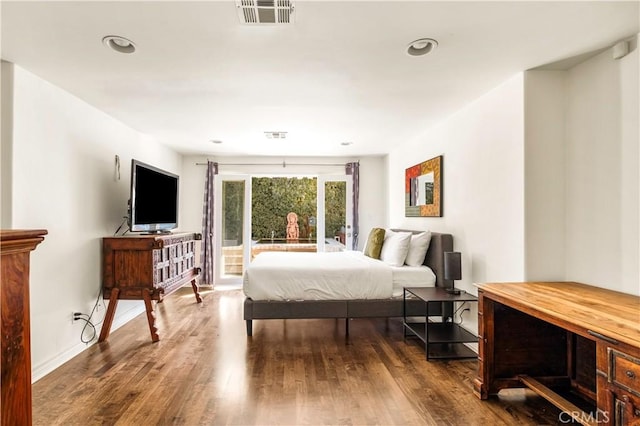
[{"left": 32, "top": 304, "right": 146, "bottom": 382}]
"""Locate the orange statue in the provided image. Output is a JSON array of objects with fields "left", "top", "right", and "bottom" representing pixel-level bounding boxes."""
[{"left": 286, "top": 212, "right": 299, "bottom": 241}]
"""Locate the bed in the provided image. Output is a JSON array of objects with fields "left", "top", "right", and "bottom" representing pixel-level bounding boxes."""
[{"left": 243, "top": 230, "right": 453, "bottom": 336}]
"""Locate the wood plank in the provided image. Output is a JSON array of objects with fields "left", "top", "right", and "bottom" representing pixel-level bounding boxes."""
[
  {"left": 475, "top": 282, "right": 640, "bottom": 348},
  {"left": 519, "top": 375, "right": 598, "bottom": 426}
]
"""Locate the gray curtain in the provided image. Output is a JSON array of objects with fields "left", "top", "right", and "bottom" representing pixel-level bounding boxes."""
[
  {"left": 201, "top": 161, "right": 218, "bottom": 285},
  {"left": 345, "top": 162, "right": 360, "bottom": 250}
]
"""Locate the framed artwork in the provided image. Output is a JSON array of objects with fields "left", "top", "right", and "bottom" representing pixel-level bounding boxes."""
[{"left": 405, "top": 155, "right": 442, "bottom": 217}]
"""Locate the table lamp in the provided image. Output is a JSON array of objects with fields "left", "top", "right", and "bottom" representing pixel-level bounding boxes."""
[{"left": 444, "top": 251, "right": 462, "bottom": 295}]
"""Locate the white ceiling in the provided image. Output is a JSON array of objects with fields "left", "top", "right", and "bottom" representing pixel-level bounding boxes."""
[{"left": 2, "top": 1, "right": 638, "bottom": 157}]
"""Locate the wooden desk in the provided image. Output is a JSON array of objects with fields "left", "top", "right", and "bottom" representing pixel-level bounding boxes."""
[{"left": 475, "top": 282, "right": 640, "bottom": 425}]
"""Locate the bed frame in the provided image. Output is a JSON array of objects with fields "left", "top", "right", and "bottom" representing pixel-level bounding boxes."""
[{"left": 243, "top": 230, "right": 454, "bottom": 336}]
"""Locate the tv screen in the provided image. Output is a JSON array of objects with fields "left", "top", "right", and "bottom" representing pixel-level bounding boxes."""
[{"left": 129, "top": 160, "right": 179, "bottom": 233}]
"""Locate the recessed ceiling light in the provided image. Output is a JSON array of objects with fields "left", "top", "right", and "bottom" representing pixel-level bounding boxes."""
[
  {"left": 407, "top": 38, "right": 438, "bottom": 57},
  {"left": 102, "top": 35, "right": 136, "bottom": 54},
  {"left": 210, "top": 139, "right": 223, "bottom": 144}
]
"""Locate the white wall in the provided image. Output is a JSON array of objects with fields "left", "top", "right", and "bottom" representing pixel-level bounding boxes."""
[
  {"left": 386, "top": 75, "right": 526, "bottom": 336},
  {"left": 387, "top": 74, "right": 526, "bottom": 291},
  {"left": 386, "top": 35, "right": 639, "bottom": 317},
  {"left": 564, "top": 37, "right": 639, "bottom": 294},
  {"left": 523, "top": 71, "right": 567, "bottom": 280},
  {"left": 628, "top": 36, "right": 640, "bottom": 296},
  {"left": 4, "top": 64, "right": 183, "bottom": 381},
  {"left": 181, "top": 155, "right": 387, "bottom": 256},
  {"left": 1, "top": 61, "right": 14, "bottom": 227}
]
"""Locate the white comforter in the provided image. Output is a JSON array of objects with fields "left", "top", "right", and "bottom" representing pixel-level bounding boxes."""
[{"left": 243, "top": 251, "right": 394, "bottom": 301}]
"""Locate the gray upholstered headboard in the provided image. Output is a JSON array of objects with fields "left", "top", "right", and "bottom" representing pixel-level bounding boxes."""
[{"left": 390, "top": 230, "right": 453, "bottom": 288}]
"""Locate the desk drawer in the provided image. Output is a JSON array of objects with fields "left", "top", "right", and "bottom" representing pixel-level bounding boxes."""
[{"left": 609, "top": 349, "right": 640, "bottom": 398}]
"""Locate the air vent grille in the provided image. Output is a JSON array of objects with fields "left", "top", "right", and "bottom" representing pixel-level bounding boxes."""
[
  {"left": 236, "top": 0, "right": 294, "bottom": 24},
  {"left": 264, "top": 131, "right": 288, "bottom": 139}
]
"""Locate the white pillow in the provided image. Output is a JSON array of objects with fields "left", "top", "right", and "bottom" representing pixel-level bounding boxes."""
[
  {"left": 404, "top": 231, "right": 432, "bottom": 266},
  {"left": 380, "top": 231, "right": 412, "bottom": 266}
]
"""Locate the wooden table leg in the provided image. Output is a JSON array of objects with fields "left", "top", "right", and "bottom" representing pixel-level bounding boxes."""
[
  {"left": 474, "top": 294, "right": 493, "bottom": 400},
  {"left": 98, "top": 288, "right": 119, "bottom": 342},
  {"left": 191, "top": 278, "right": 202, "bottom": 303},
  {"left": 142, "top": 288, "right": 159, "bottom": 342}
]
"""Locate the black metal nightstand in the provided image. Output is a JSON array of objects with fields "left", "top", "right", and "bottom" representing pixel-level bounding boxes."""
[{"left": 403, "top": 287, "right": 478, "bottom": 360}]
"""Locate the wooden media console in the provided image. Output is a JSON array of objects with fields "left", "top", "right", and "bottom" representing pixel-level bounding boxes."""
[{"left": 100, "top": 232, "right": 202, "bottom": 342}]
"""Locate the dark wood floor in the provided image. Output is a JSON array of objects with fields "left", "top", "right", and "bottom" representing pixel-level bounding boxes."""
[{"left": 33, "top": 287, "right": 565, "bottom": 425}]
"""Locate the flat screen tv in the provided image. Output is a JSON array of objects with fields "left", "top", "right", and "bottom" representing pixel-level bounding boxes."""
[{"left": 129, "top": 159, "right": 179, "bottom": 233}]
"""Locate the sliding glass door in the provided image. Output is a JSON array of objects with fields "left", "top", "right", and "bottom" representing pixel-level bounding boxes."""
[
  {"left": 317, "top": 175, "right": 352, "bottom": 252},
  {"left": 214, "top": 175, "right": 251, "bottom": 285},
  {"left": 214, "top": 173, "right": 352, "bottom": 284}
]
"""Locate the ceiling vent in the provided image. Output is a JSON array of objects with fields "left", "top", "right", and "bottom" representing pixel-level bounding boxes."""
[
  {"left": 236, "top": 0, "right": 294, "bottom": 24},
  {"left": 264, "top": 131, "right": 288, "bottom": 139}
]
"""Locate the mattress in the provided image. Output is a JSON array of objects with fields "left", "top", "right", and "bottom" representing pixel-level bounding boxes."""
[
  {"left": 391, "top": 265, "right": 436, "bottom": 297},
  {"left": 243, "top": 250, "right": 435, "bottom": 301}
]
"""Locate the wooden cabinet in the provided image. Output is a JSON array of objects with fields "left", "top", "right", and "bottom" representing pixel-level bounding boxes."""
[
  {"left": 100, "top": 232, "right": 202, "bottom": 343},
  {"left": 599, "top": 344, "right": 640, "bottom": 425},
  {"left": 475, "top": 281, "right": 640, "bottom": 425},
  {"left": 1, "top": 229, "right": 47, "bottom": 426}
]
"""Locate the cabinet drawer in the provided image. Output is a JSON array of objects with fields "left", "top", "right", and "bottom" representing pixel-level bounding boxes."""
[{"left": 609, "top": 349, "right": 640, "bottom": 398}]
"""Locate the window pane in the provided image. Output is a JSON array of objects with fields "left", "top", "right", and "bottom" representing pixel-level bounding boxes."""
[
  {"left": 221, "top": 180, "right": 244, "bottom": 277},
  {"left": 251, "top": 176, "right": 317, "bottom": 257},
  {"left": 325, "top": 181, "right": 346, "bottom": 252}
]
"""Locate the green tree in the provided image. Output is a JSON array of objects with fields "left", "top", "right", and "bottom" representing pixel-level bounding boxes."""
[
  {"left": 224, "top": 177, "right": 347, "bottom": 243},
  {"left": 324, "top": 181, "right": 346, "bottom": 238},
  {"left": 251, "top": 177, "right": 317, "bottom": 240},
  {"left": 222, "top": 181, "right": 244, "bottom": 243}
]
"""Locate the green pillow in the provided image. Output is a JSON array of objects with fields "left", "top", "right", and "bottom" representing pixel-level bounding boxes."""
[{"left": 363, "top": 228, "right": 386, "bottom": 259}]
